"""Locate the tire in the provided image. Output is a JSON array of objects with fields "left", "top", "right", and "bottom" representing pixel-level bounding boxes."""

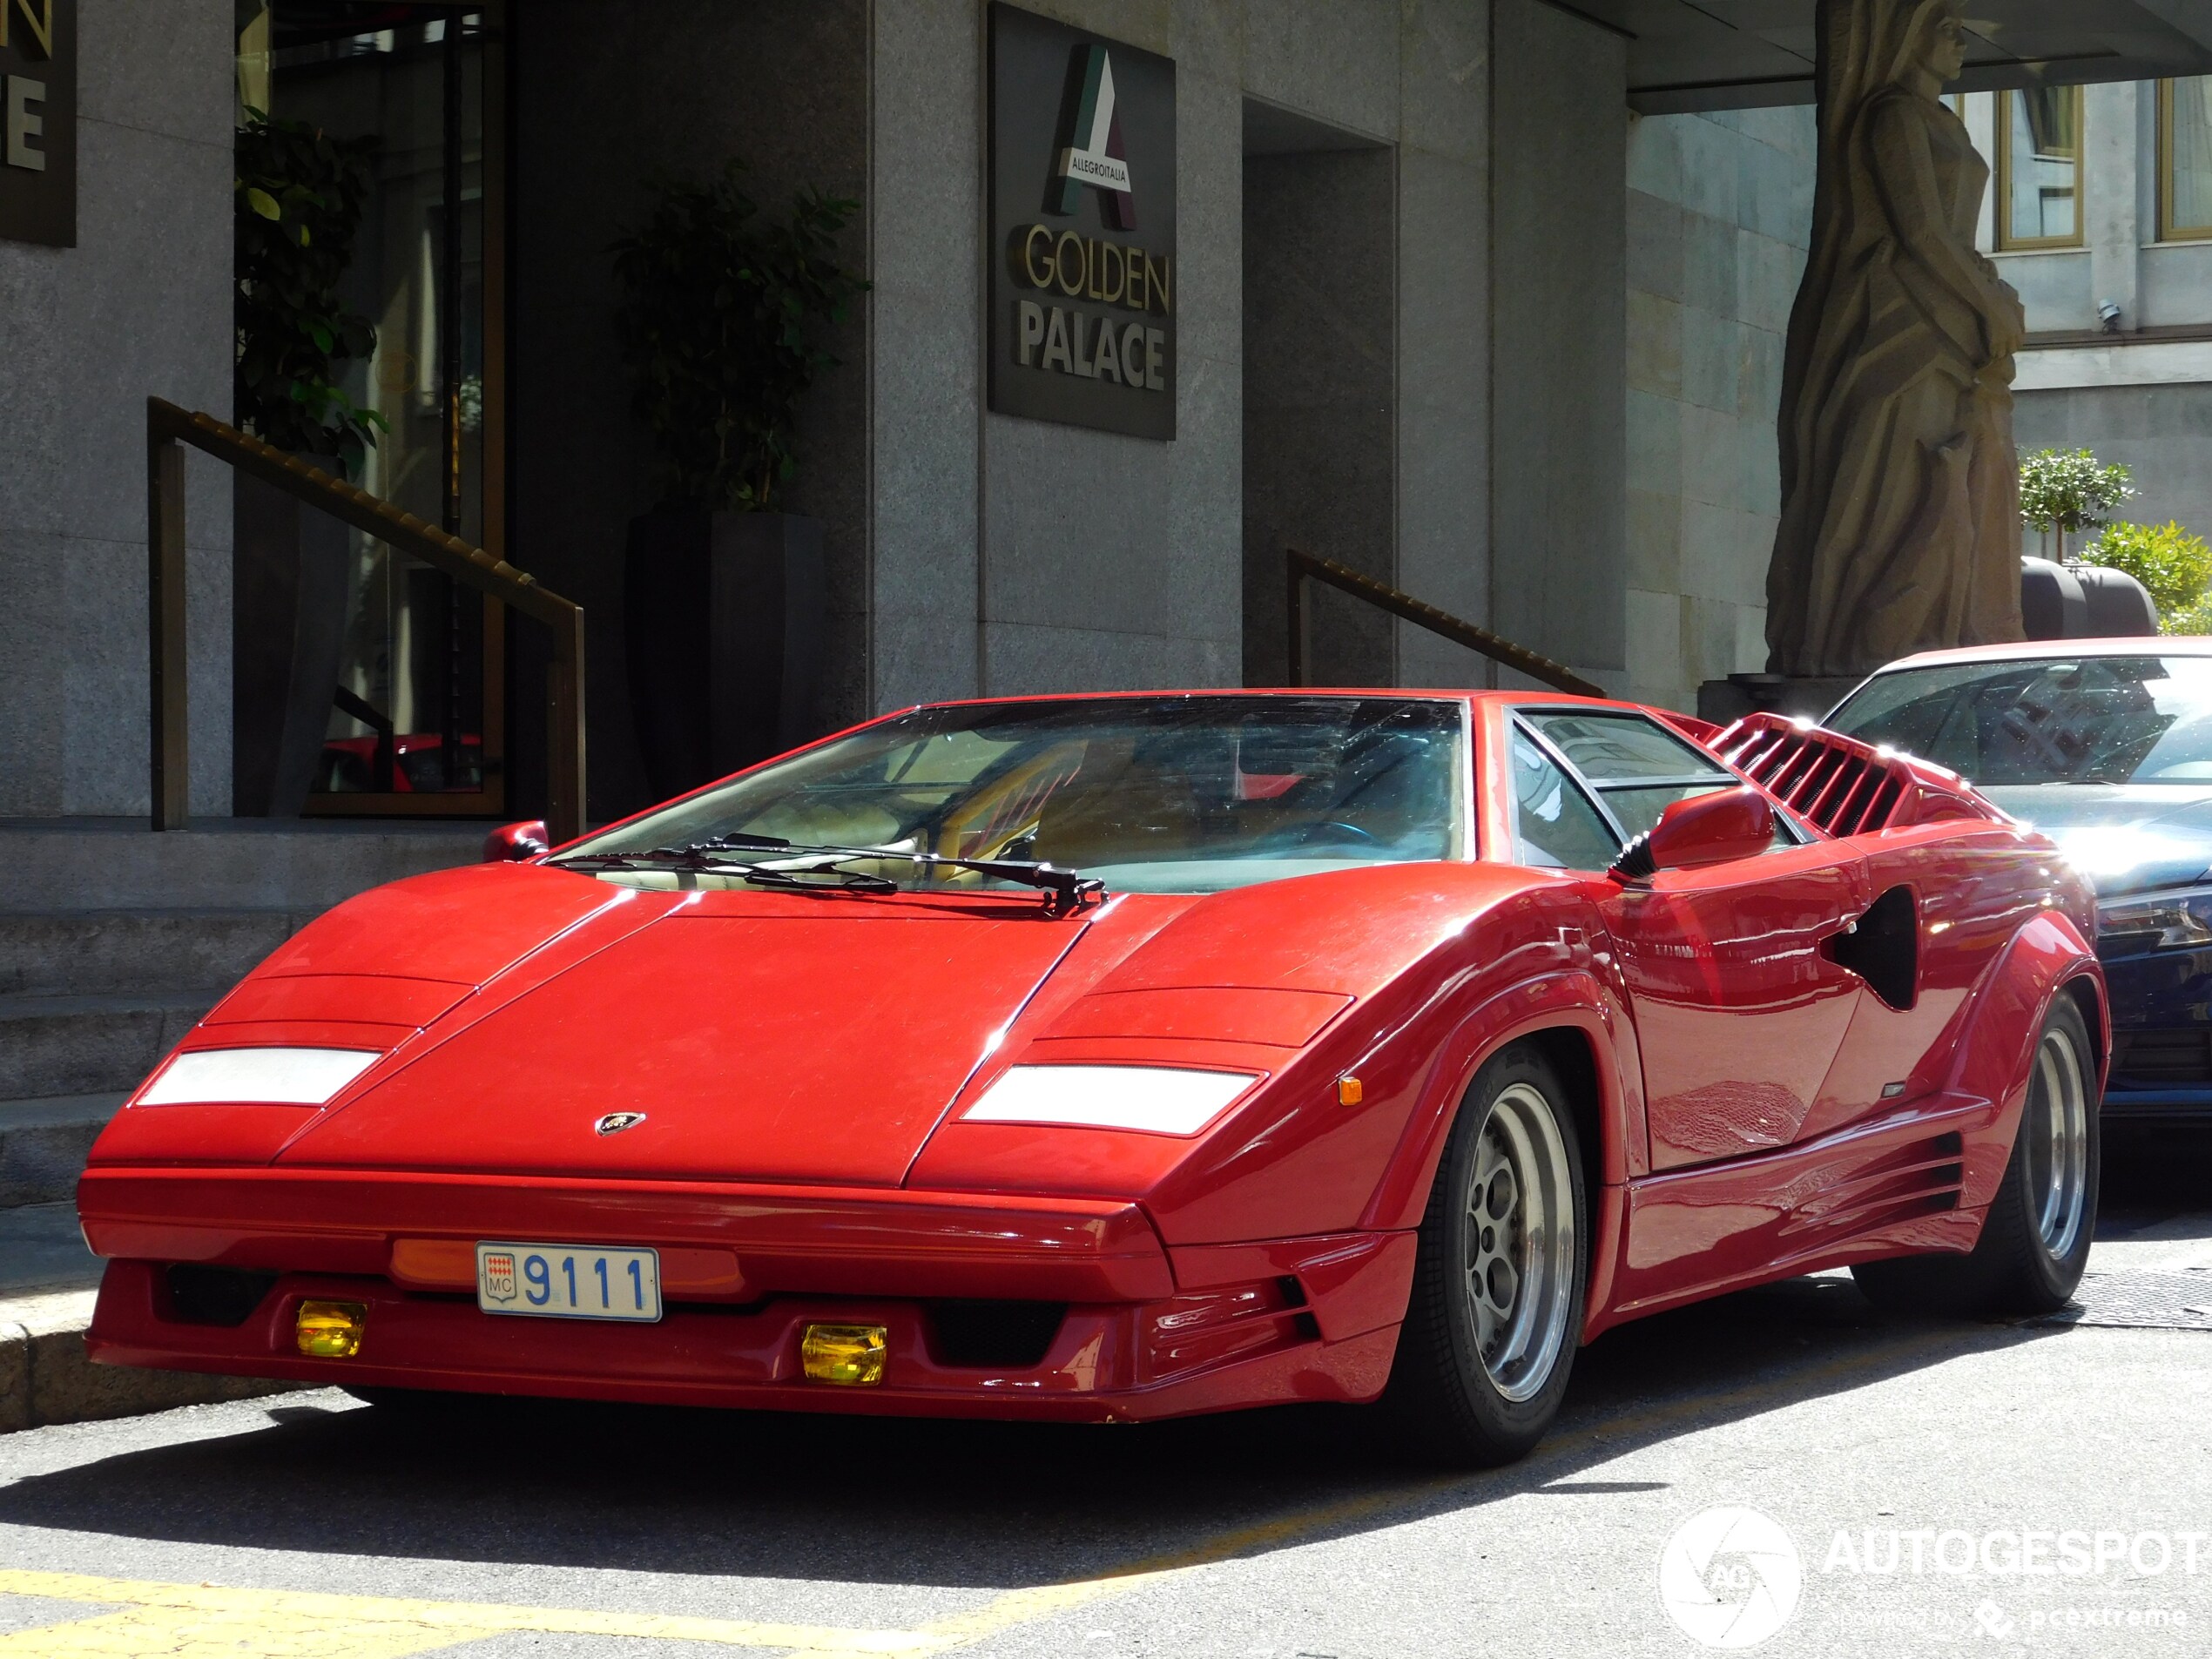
[
  {"left": 1379, "top": 1042, "right": 1589, "bottom": 1467},
  {"left": 1852, "top": 994, "right": 2099, "bottom": 1318}
]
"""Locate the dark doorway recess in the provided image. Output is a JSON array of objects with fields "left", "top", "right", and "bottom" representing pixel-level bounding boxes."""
[{"left": 1241, "top": 99, "right": 1395, "bottom": 689}]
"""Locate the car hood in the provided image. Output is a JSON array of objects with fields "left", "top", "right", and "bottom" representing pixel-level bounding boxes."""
[
  {"left": 252, "top": 860, "right": 1496, "bottom": 1188},
  {"left": 1979, "top": 785, "right": 2212, "bottom": 898},
  {"left": 278, "top": 890, "right": 1090, "bottom": 1186}
]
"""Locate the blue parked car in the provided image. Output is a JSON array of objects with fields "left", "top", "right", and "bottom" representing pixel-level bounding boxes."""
[{"left": 1824, "top": 639, "right": 2212, "bottom": 1121}]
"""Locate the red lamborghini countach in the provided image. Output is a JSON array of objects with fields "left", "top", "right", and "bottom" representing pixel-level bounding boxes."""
[{"left": 82, "top": 691, "right": 2105, "bottom": 1464}]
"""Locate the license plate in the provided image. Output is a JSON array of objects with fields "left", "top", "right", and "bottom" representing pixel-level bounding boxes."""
[{"left": 476, "top": 1242, "right": 662, "bottom": 1322}]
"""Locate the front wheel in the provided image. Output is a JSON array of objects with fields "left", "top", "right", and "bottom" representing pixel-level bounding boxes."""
[
  {"left": 1853, "top": 995, "right": 2099, "bottom": 1318},
  {"left": 1380, "top": 1043, "right": 1588, "bottom": 1466}
]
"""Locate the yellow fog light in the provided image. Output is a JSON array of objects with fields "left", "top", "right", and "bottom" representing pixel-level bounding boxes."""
[
  {"left": 801, "top": 1322, "right": 887, "bottom": 1386},
  {"left": 295, "top": 1300, "right": 367, "bottom": 1359}
]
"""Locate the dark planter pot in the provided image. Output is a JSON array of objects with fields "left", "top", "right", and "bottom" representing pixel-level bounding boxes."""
[
  {"left": 624, "top": 505, "right": 828, "bottom": 803},
  {"left": 233, "top": 462, "right": 352, "bottom": 817}
]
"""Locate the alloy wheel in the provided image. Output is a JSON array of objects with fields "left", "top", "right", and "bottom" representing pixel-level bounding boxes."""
[
  {"left": 2025, "top": 1023, "right": 2091, "bottom": 1262},
  {"left": 1464, "top": 1082, "right": 1578, "bottom": 1403}
]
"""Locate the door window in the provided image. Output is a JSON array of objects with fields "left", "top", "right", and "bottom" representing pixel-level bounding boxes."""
[
  {"left": 1508, "top": 730, "right": 1622, "bottom": 872},
  {"left": 1521, "top": 710, "right": 1746, "bottom": 841}
]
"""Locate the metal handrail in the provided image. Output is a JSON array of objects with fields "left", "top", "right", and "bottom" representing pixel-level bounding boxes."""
[
  {"left": 1285, "top": 548, "right": 1604, "bottom": 698},
  {"left": 146, "top": 396, "right": 587, "bottom": 840}
]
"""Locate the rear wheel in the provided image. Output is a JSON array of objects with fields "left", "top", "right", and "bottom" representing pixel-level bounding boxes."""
[
  {"left": 1852, "top": 995, "right": 2098, "bottom": 1318},
  {"left": 1380, "top": 1043, "right": 1588, "bottom": 1466}
]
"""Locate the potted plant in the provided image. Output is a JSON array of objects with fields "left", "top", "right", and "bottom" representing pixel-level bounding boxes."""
[
  {"left": 611, "top": 165, "right": 867, "bottom": 800},
  {"left": 231, "top": 109, "right": 384, "bottom": 815}
]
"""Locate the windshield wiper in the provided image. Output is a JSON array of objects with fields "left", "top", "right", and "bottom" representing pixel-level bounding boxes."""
[
  {"left": 553, "top": 835, "right": 1104, "bottom": 916},
  {"left": 737, "top": 862, "right": 900, "bottom": 897}
]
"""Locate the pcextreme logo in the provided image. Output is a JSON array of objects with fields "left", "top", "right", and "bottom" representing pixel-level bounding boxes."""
[{"left": 1051, "top": 41, "right": 1134, "bottom": 228}]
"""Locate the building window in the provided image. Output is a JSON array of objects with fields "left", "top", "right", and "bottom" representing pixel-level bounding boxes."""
[
  {"left": 1997, "top": 86, "right": 2083, "bottom": 249},
  {"left": 2161, "top": 78, "right": 2212, "bottom": 240}
]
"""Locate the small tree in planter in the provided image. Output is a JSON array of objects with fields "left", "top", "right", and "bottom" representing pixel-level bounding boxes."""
[
  {"left": 2084, "top": 520, "right": 2212, "bottom": 634},
  {"left": 610, "top": 165, "right": 867, "bottom": 801},
  {"left": 2020, "top": 447, "right": 2135, "bottom": 563},
  {"left": 231, "top": 110, "right": 388, "bottom": 817},
  {"left": 235, "top": 109, "right": 386, "bottom": 475}
]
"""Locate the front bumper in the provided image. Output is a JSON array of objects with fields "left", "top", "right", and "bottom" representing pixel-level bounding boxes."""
[{"left": 78, "top": 1165, "right": 1412, "bottom": 1421}]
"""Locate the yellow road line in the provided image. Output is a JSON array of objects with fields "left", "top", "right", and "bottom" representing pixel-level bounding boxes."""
[
  {"left": 0, "top": 1325, "right": 1964, "bottom": 1657},
  {"left": 0, "top": 1570, "right": 949, "bottom": 1657}
]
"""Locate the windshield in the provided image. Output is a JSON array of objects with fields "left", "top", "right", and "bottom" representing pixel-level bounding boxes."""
[
  {"left": 1826, "top": 656, "right": 2212, "bottom": 786},
  {"left": 561, "top": 696, "right": 1468, "bottom": 895}
]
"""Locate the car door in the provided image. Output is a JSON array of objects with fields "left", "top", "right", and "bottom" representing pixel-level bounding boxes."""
[{"left": 1509, "top": 709, "right": 1871, "bottom": 1170}]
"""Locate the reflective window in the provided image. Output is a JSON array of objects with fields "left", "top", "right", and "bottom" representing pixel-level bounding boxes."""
[
  {"left": 1826, "top": 656, "right": 2212, "bottom": 786},
  {"left": 1998, "top": 86, "right": 2082, "bottom": 249},
  {"left": 1509, "top": 732, "right": 1622, "bottom": 872},
  {"left": 2162, "top": 79, "right": 2212, "bottom": 241},
  {"left": 239, "top": 4, "right": 502, "bottom": 806},
  {"left": 1519, "top": 711, "right": 1740, "bottom": 841},
  {"left": 561, "top": 697, "right": 1467, "bottom": 896}
]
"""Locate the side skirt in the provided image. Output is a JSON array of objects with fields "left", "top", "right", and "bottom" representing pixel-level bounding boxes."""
[{"left": 1583, "top": 1089, "right": 2006, "bottom": 1339}]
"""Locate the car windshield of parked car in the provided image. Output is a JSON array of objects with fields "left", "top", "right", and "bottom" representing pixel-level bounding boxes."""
[
  {"left": 559, "top": 696, "right": 1467, "bottom": 895},
  {"left": 1825, "top": 656, "right": 2212, "bottom": 786}
]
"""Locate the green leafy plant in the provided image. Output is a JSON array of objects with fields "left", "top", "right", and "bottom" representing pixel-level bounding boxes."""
[
  {"left": 2020, "top": 448, "right": 2136, "bottom": 560},
  {"left": 234, "top": 109, "right": 388, "bottom": 476},
  {"left": 2083, "top": 519, "right": 2212, "bottom": 634},
  {"left": 610, "top": 164, "right": 867, "bottom": 513}
]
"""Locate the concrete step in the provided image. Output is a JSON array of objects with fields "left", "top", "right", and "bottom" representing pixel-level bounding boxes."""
[
  {"left": 0, "top": 994, "right": 213, "bottom": 1103},
  {"left": 0, "top": 818, "right": 485, "bottom": 914},
  {"left": 0, "top": 1097, "right": 122, "bottom": 1209},
  {"left": 0, "top": 1201, "right": 101, "bottom": 1297},
  {"left": 0, "top": 909, "right": 299, "bottom": 998}
]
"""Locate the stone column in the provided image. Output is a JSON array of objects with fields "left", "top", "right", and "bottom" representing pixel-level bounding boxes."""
[{"left": 1764, "top": 0, "right": 2026, "bottom": 682}]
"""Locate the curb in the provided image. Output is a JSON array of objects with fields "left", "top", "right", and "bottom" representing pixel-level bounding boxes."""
[{"left": 0, "top": 1291, "right": 294, "bottom": 1433}]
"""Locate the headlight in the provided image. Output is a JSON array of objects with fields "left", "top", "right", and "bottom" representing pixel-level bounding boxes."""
[
  {"left": 2095, "top": 889, "right": 2212, "bottom": 955},
  {"left": 961, "top": 1064, "right": 1258, "bottom": 1136},
  {"left": 138, "top": 1047, "right": 381, "bottom": 1106}
]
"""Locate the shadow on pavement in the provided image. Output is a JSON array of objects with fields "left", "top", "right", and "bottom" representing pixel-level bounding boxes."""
[{"left": 0, "top": 1274, "right": 2060, "bottom": 1588}]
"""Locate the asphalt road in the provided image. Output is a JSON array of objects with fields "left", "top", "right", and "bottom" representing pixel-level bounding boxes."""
[{"left": 0, "top": 1128, "right": 2206, "bottom": 1659}]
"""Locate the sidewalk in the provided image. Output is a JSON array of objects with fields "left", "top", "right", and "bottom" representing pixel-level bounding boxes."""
[{"left": 0, "top": 1200, "right": 291, "bottom": 1432}]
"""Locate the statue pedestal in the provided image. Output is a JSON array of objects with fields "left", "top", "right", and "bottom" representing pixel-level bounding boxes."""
[{"left": 1696, "top": 672, "right": 1863, "bottom": 726}]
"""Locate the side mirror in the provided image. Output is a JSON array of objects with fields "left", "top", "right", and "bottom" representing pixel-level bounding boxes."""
[
  {"left": 1609, "top": 787, "right": 1772, "bottom": 882},
  {"left": 482, "top": 819, "right": 550, "bottom": 863}
]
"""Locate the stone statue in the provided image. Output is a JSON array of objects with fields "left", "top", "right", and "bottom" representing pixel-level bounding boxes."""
[{"left": 1766, "top": 0, "right": 2027, "bottom": 678}]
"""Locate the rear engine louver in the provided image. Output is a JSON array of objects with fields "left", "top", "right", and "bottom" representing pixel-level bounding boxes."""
[{"left": 1710, "top": 713, "right": 1997, "bottom": 838}]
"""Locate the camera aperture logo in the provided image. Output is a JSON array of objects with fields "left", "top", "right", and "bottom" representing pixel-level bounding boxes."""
[{"left": 1660, "top": 1506, "right": 1804, "bottom": 1649}]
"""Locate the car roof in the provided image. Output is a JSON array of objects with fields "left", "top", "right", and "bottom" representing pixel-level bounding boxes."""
[{"left": 1865, "top": 637, "right": 2212, "bottom": 676}]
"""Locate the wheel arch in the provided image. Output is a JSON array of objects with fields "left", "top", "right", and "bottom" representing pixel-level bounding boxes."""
[
  {"left": 1946, "top": 910, "right": 2106, "bottom": 1211},
  {"left": 1358, "top": 972, "right": 1638, "bottom": 1350}
]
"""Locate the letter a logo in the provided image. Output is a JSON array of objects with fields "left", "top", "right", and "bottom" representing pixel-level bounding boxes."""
[{"left": 1050, "top": 43, "right": 1135, "bottom": 229}]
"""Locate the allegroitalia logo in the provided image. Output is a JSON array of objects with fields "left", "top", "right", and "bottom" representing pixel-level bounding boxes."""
[
  {"left": 988, "top": 3, "right": 1176, "bottom": 440},
  {"left": 1051, "top": 42, "right": 1134, "bottom": 228}
]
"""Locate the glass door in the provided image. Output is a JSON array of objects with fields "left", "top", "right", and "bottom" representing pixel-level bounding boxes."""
[{"left": 238, "top": 2, "right": 506, "bottom": 815}]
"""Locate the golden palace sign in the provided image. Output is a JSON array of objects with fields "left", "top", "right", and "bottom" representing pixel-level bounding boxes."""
[
  {"left": 989, "top": 4, "right": 1175, "bottom": 440},
  {"left": 0, "top": 0, "right": 73, "bottom": 247},
  {"left": 1008, "top": 226, "right": 1170, "bottom": 388}
]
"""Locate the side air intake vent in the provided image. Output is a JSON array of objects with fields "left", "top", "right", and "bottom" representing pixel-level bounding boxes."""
[{"left": 1710, "top": 713, "right": 1996, "bottom": 838}]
